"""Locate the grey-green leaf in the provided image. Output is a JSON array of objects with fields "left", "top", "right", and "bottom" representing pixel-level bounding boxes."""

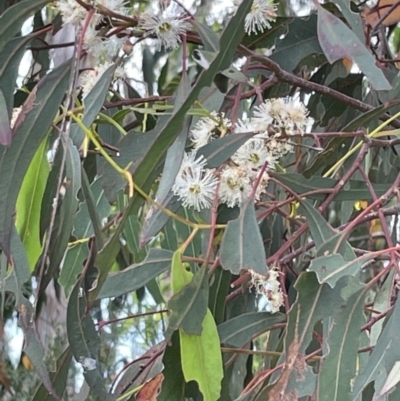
[{"left": 220, "top": 199, "right": 267, "bottom": 275}]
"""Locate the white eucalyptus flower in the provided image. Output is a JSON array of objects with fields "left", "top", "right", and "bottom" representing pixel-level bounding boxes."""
[
  {"left": 56, "top": 0, "right": 88, "bottom": 26},
  {"left": 190, "top": 112, "right": 231, "bottom": 149},
  {"left": 138, "top": 8, "right": 190, "bottom": 51},
  {"left": 219, "top": 165, "right": 252, "bottom": 208},
  {"left": 231, "top": 138, "right": 277, "bottom": 169},
  {"left": 173, "top": 168, "right": 218, "bottom": 211},
  {"left": 234, "top": 0, "right": 277, "bottom": 35}
]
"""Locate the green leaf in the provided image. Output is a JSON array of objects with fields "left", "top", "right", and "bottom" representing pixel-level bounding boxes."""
[
  {"left": 180, "top": 309, "right": 223, "bottom": 401},
  {"left": 317, "top": 279, "right": 366, "bottom": 401},
  {"left": 124, "top": 215, "right": 147, "bottom": 263},
  {"left": 299, "top": 199, "right": 333, "bottom": 248},
  {"left": 32, "top": 347, "right": 73, "bottom": 401},
  {"left": 0, "top": 34, "right": 36, "bottom": 116},
  {"left": 71, "top": 63, "right": 117, "bottom": 146},
  {"left": 140, "top": 76, "right": 191, "bottom": 244},
  {"left": 271, "top": 173, "right": 392, "bottom": 201},
  {"left": 196, "top": 131, "right": 256, "bottom": 168},
  {"left": 80, "top": 170, "right": 106, "bottom": 248},
  {"left": 194, "top": 20, "right": 219, "bottom": 52},
  {"left": 40, "top": 139, "right": 81, "bottom": 296},
  {"left": 0, "top": 61, "right": 70, "bottom": 256},
  {"left": 73, "top": 177, "right": 110, "bottom": 240},
  {"left": 269, "top": 273, "right": 346, "bottom": 396},
  {"left": 208, "top": 268, "right": 230, "bottom": 325},
  {"left": 332, "top": 0, "right": 364, "bottom": 41},
  {"left": 166, "top": 251, "right": 208, "bottom": 338},
  {"left": 0, "top": 89, "right": 11, "bottom": 146},
  {"left": 159, "top": 332, "right": 185, "bottom": 401},
  {"left": 67, "top": 281, "right": 116, "bottom": 401},
  {"left": 316, "top": 5, "right": 391, "bottom": 91},
  {"left": 97, "top": 249, "right": 172, "bottom": 300},
  {"left": 270, "top": 15, "right": 323, "bottom": 72},
  {"left": 220, "top": 199, "right": 267, "bottom": 275},
  {"left": 308, "top": 254, "right": 362, "bottom": 288},
  {"left": 139, "top": 196, "right": 181, "bottom": 248},
  {"left": 19, "top": 298, "right": 60, "bottom": 400},
  {"left": 218, "top": 312, "right": 285, "bottom": 347},
  {"left": 16, "top": 136, "right": 49, "bottom": 270},
  {"left": 2, "top": 227, "right": 31, "bottom": 301},
  {"left": 59, "top": 244, "right": 89, "bottom": 297},
  {"left": 0, "top": 0, "right": 48, "bottom": 53},
  {"left": 352, "top": 296, "right": 400, "bottom": 399}
]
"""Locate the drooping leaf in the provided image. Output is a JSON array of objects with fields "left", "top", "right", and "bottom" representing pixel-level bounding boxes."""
[
  {"left": 16, "top": 136, "right": 49, "bottom": 270},
  {"left": 332, "top": 0, "right": 364, "bottom": 41},
  {"left": 271, "top": 172, "right": 392, "bottom": 201},
  {"left": 39, "top": 139, "right": 81, "bottom": 296},
  {"left": 268, "top": 273, "right": 346, "bottom": 397},
  {"left": 0, "top": 33, "right": 37, "bottom": 116},
  {"left": 123, "top": 215, "right": 147, "bottom": 263},
  {"left": 32, "top": 347, "right": 73, "bottom": 401},
  {"left": 19, "top": 299, "right": 60, "bottom": 400},
  {"left": 218, "top": 312, "right": 285, "bottom": 347},
  {"left": 165, "top": 251, "right": 208, "bottom": 338},
  {"left": 73, "top": 176, "right": 110, "bottom": 240},
  {"left": 71, "top": 63, "right": 117, "bottom": 146},
  {"left": 0, "top": 0, "right": 49, "bottom": 52},
  {"left": 59, "top": 243, "right": 89, "bottom": 297},
  {"left": 180, "top": 309, "right": 223, "bottom": 401},
  {"left": 352, "top": 295, "right": 400, "bottom": 399},
  {"left": 67, "top": 281, "right": 116, "bottom": 401},
  {"left": 0, "top": 61, "right": 70, "bottom": 256},
  {"left": 196, "top": 130, "right": 257, "bottom": 168},
  {"left": 3, "top": 227, "right": 31, "bottom": 301},
  {"left": 96, "top": 249, "right": 173, "bottom": 300},
  {"left": 140, "top": 75, "right": 191, "bottom": 245},
  {"left": 316, "top": 5, "right": 391, "bottom": 90},
  {"left": 220, "top": 199, "right": 267, "bottom": 275},
  {"left": 0, "top": 89, "right": 11, "bottom": 146},
  {"left": 317, "top": 279, "right": 366, "bottom": 401},
  {"left": 159, "top": 332, "right": 185, "bottom": 401}
]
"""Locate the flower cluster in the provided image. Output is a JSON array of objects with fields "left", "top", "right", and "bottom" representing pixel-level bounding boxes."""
[
  {"left": 250, "top": 268, "right": 284, "bottom": 313},
  {"left": 234, "top": 0, "right": 277, "bottom": 35},
  {"left": 172, "top": 98, "right": 309, "bottom": 211}
]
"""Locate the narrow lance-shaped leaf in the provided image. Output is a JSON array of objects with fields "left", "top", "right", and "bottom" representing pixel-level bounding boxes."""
[
  {"left": 0, "top": 33, "right": 38, "bottom": 116},
  {"left": 67, "top": 281, "right": 116, "bottom": 401},
  {"left": 0, "top": 89, "right": 11, "bottom": 146},
  {"left": 170, "top": 250, "right": 223, "bottom": 401},
  {"left": 0, "top": 0, "right": 49, "bottom": 52},
  {"left": 218, "top": 312, "right": 286, "bottom": 347},
  {"left": 97, "top": 249, "right": 173, "bottom": 300},
  {"left": 16, "top": 136, "right": 50, "bottom": 270},
  {"left": 0, "top": 61, "right": 70, "bottom": 256}
]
